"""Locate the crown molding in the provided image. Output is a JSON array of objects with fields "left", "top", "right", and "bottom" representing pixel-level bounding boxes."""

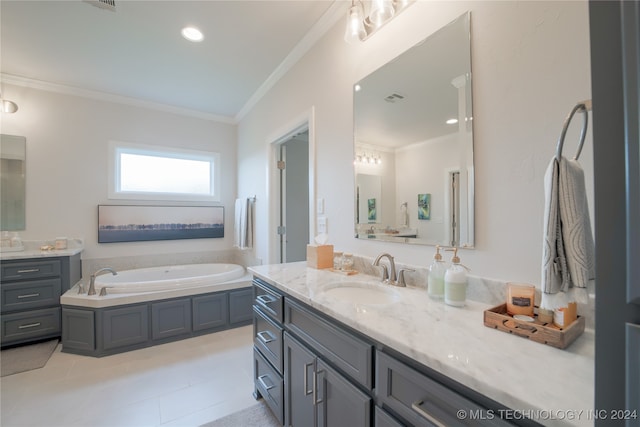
[
  {"left": 1, "top": 73, "right": 237, "bottom": 124},
  {"left": 234, "top": 0, "right": 347, "bottom": 122}
]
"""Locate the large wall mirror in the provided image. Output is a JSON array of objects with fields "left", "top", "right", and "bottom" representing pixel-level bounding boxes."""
[
  {"left": 354, "top": 12, "right": 474, "bottom": 248},
  {"left": 1, "top": 134, "right": 26, "bottom": 231}
]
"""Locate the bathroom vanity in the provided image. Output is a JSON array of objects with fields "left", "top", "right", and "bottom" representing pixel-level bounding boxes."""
[
  {"left": 249, "top": 262, "right": 594, "bottom": 427},
  {"left": 0, "top": 249, "right": 82, "bottom": 347}
]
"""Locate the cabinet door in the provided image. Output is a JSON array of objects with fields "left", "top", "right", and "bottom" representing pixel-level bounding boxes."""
[
  {"left": 229, "top": 288, "right": 253, "bottom": 325},
  {"left": 193, "top": 293, "right": 227, "bottom": 332},
  {"left": 284, "top": 332, "right": 316, "bottom": 427},
  {"left": 101, "top": 305, "right": 148, "bottom": 351},
  {"left": 151, "top": 298, "right": 191, "bottom": 340},
  {"left": 316, "top": 358, "right": 371, "bottom": 427}
]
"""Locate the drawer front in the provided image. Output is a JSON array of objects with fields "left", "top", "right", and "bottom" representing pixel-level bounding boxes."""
[
  {"left": 254, "top": 347, "right": 284, "bottom": 425},
  {"left": 1, "top": 259, "right": 62, "bottom": 282},
  {"left": 1, "top": 278, "right": 62, "bottom": 313},
  {"left": 253, "top": 306, "right": 284, "bottom": 374},
  {"left": 376, "top": 351, "right": 514, "bottom": 427},
  {"left": 285, "top": 299, "right": 373, "bottom": 390},
  {"left": 253, "top": 279, "right": 283, "bottom": 323},
  {"left": 1, "top": 307, "right": 61, "bottom": 344},
  {"left": 375, "top": 407, "right": 404, "bottom": 427}
]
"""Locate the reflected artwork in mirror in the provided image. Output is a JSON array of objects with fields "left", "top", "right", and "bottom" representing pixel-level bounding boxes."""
[
  {"left": 354, "top": 12, "right": 474, "bottom": 247},
  {"left": 1, "top": 134, "right": 26, "bottom": 231}
]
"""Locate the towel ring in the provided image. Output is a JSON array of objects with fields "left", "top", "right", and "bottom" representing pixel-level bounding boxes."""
[{"left": 555, "top": 102, "right": 590, "bottom": 161}]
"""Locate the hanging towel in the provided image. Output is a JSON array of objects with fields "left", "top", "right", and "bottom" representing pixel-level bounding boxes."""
[
  {"left": 541, "top": 156, "right": 594, "bottom": 308},
  {"left": 234, "top": 198, "right": 254, "bottom": 250}
]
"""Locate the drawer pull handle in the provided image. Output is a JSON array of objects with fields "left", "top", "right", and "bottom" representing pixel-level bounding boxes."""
[
  {"left": 303, "top": 362, "right": 314, "bottom": 396},
  {"left": 17, "top": 268, "right": 40, "bottom": 274},
  {"left": 18, "top": 322, "right": 42, "bottom": 329},
  {"left": 17, "top": 293, "right": 41, "bottom": 299},
  {"left": 411, "top": 400, "right": 447, "bottom": 427},
  {"left": 256, "top": 294, "right": 277, "bottom": 306},
  {"left": 257, "top": 330, "right": 275, "bottom": 344},
  {"left": 257, "top": 374, "right": 275, "bottom": 391}
]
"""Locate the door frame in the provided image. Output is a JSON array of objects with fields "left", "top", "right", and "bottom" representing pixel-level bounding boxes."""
[{"left": 266, "top": 107, "right": 316, "bottom": 264}]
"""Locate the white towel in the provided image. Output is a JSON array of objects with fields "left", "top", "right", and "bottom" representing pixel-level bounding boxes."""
[
  {"left": 541, "top": 156, "right": 594, "bottom": 308},
  {"left": 234, "top": 198, "right": 254, "bottom": 250}
]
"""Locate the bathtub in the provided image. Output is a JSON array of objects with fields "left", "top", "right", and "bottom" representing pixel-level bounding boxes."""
[
  {"left": 60, "top": 262, "right": 254, "bottom": 356},
  {"left": 94, "top": 263, "right": 247, "bottom": 293},
  {"left": 61, "top": 263, "right": 252, "bottom": 309}
]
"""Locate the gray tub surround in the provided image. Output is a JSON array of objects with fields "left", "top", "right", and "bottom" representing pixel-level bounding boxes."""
[
  {"left": 1, "top": 242, "right": 83, "bottom": 347},
  {"left": 249, "top": 262, "right": 594, "bottom": 427},
  {"left": 60, "top": 273, "right": 253, "bottom": 357}
]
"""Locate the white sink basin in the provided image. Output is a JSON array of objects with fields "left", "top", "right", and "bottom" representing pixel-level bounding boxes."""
[{"left": 318, "top": 283, "right": 400, "bottom": 305}]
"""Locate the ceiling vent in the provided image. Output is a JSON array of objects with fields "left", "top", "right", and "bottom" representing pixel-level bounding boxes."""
[
  {"left": 384, "top": 93, "right": 405, "bottom": 103},
  {"left": 83, "top": 0, "right": 116, "bottom": 12}
]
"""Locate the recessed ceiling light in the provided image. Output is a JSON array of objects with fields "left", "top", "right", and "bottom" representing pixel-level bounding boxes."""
[
  {"left": 181, "top": 26, "right": 203, "bottom": 42},
  {"left": 446, "top": 118, "right": 458, "bottom": 124}
]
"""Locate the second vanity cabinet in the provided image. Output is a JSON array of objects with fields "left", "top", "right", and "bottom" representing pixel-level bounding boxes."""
[
  {"left": 252, "top": 275, "right": 536, "bottom": 427},
  {"left": 1, "top": 254, "right": 81, "bottom": 347}
]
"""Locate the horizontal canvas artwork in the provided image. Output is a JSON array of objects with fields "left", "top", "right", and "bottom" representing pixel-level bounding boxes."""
[{"left": 98, "top": 205, "right": 224, "bottom": 243}]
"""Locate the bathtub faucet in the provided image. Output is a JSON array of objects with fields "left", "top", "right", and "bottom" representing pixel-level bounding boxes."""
[{"left": 88, "top": 267, "right": 117, "bottom": 296}]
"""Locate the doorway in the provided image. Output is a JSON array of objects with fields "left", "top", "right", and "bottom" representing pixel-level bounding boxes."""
[
  {"left": 267, "top": 108, "right": 316, "bottom": 265},
  {"left": 278, "top": 131, "right": 310, "bottom": 262}
]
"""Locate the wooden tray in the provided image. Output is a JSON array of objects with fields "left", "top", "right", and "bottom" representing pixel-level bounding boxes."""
[{"left": 483, "top": 303, "right": 585, "bottom": 349}]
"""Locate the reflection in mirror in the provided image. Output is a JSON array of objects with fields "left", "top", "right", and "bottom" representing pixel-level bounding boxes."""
[
  {"left": 354, "top": 12, "right": 474, "bottom": 247},
  {"left": 1, "top": 134, "right": 26, "bottom": 231}
]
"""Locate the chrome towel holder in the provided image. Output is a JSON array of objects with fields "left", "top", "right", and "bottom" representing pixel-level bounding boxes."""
[{"left": 555, "top": 99, "right": 592, "bottom": 161}]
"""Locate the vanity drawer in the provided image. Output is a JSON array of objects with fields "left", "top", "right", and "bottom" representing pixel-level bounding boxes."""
[
  {"left": 253, "top": 279, "right": 283, "bottom": 323},
  {"left": 253, "top": 306, "right": 284, "bottom": 374},
  {"left": 254, "top": 347, "right": 284, "bottom": 425},
  {"left": 1, "top": 259, "right": 62, "bottom": 282},
  {"left": 1, "top": 278, "right": 62, "bottom": 313},
  {"left": 376, "top": 351, "right": 514, "bottom": 427},
  {"left": 1, "top": 307, "right": 61, "bottom": 345},
  {"left": 284, "top": 299, "right": 373, "bottom": 390}
]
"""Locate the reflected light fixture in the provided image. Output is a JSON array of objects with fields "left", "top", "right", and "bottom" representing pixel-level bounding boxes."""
[
  {"left": 344, "top": 0, "right": 413, "bottom": 44},
  {"left": 0, "top": 93, "right": 18, "bottom": 114}
]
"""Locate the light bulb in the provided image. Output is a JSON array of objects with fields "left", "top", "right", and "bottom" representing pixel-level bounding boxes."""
[{"left": 344, "top": 2, "right": 366, "bottom": 43}]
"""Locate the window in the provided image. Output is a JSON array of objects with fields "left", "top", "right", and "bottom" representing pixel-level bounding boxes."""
[{"left": 108, "top": 141, "right": 221, "bottom": 201}]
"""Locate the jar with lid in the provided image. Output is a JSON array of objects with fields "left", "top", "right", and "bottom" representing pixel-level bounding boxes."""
[
  {"left": 341, "top": 253, "right": 354, "bottom": 271},
  {"left": 333, "top": 251, "right": 343, "bottom": 270}
]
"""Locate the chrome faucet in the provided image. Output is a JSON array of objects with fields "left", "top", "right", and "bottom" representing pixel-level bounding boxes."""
[
  {"left": 88, "top": 267, "right": 117, "bottom": 296},
  {"left": 372, "top": 253, "right": 397, "bottom": 285}
]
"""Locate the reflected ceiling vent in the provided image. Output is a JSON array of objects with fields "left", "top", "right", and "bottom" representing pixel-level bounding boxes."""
[
  {"left": 384, "top": 93, "right": 405, "bottom": 103},
  {"left": 83, "top": 0, "right": 116, "bottom": 12}
]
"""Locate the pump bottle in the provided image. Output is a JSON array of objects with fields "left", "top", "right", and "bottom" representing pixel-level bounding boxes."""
[
  {"left": 444, "top": 248, "right": 468, "bottom": 307},
  {"left": 427, "top": 245, "right": 446, "bottom": 299}
]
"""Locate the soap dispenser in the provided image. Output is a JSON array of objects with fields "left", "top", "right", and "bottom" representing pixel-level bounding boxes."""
[
  {"left": 444, "top": 248, "right": 468, "bottom": 307},
  {"left": 427, "top": 245, "right": 446, "bottom": 299}
]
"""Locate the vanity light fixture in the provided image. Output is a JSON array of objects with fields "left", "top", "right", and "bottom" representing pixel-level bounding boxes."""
[
  {"left": 0, "top": 93, "right": 18, "bottom": 114},
  {"left": 181, "top": 26, "right": 204, "bottom": 42},
  {"left": 355, "top": 151, "right": 382, "bottom": 166},
  {"left": 344, "top": 0, "right": 413, "bottom": 44}
]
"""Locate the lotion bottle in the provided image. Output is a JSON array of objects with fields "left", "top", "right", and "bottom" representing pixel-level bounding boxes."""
[
  {"left": 444, "top": 248, "right": 468, "bottom": 307},
  {"left": 427, "top": 245, "right": 446, "bottom": 299}
]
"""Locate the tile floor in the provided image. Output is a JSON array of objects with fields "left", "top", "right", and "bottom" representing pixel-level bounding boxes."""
[{"left": 0, "top": 326, "right": 258, "bottom": 427}]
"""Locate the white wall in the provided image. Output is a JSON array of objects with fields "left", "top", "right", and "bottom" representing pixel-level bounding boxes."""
[
  {"left": 237, "top": 1, "right": 593, "bottom": 286},
  {"left": 1, "top": 86, "right": 237, "bottom": 260}
]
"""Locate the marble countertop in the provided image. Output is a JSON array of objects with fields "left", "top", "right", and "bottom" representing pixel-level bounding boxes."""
[
  {"left": 0, "top": 238, "right": 84, "bottom": 260},
  {"left": 249, "top": 262, "right": 595, "bottom": 427}
]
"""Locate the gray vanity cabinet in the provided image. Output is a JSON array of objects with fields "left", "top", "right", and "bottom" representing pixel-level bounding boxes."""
[
  {"left": 283, "top": 332, "right": 371, "bottom": 427},
  {"left": 1, "top": 254, "right": 81, "bottom": 347}
]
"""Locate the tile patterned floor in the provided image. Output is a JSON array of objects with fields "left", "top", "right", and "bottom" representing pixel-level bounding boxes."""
[{"left": 0, "top": 326, "right": 257, "bottom": 427}]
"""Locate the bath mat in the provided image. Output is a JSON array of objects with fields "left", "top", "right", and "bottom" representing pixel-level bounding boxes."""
[
  {"left": 1, "top": 339, "right": 58, "bottom": 377},
  {"left": 200, "top": 401, "right": 280, "bottom": 427}
]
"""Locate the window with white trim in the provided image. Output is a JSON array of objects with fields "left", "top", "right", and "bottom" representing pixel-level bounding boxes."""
[{"left": 108, "top": 141, "right": 221, "bottom": 202}]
